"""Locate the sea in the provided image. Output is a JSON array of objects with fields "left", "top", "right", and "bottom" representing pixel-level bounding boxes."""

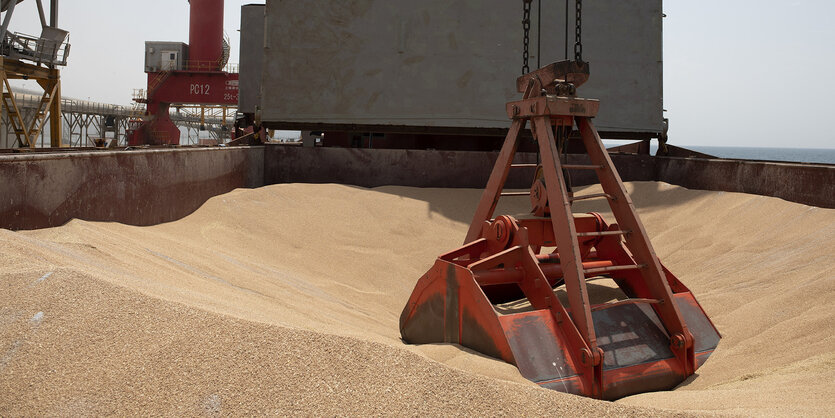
[{"left": 648, "top": 144, "right": 835, "bottom": 165}]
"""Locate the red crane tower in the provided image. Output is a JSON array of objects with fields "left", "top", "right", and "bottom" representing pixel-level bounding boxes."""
[{"left": 130, "top": 0, "right": 238, "bottom": 145}]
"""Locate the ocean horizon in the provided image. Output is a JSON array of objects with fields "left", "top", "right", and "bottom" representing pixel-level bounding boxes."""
[{"left": 650, "top": 144, "right": 835, "bottom": 165}]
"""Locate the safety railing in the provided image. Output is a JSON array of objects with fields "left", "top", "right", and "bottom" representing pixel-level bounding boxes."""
[
  {"left": 1, "top": 31, "right": 70, "bottom": 66},
  {"left": 146, "top": 71, "right": 171, "bottom": 98},
  {"left": 132, "top": 89, "right": 147, "bottom": 101},
  {"left": 179, "top": 59, "right": 239, "bottom": 73},
  {"left": 6, "top": 91, "right": 134, "bottom": 117},
  {"left": 223, "top": 62, "right": 239, "bottom": 74}
]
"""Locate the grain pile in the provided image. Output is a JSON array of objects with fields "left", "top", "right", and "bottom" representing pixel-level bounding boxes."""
[{"left": 1, "top": 182, "right": 833, "bottom": 416}]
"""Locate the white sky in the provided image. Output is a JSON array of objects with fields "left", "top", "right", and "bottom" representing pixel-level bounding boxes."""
[{"left": 4, "top": 0, "right": 834, "bottom": 148}]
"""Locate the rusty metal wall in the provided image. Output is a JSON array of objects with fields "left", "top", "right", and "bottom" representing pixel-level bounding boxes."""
[
  {"left": 264, "top": 145, "right": 834, "bottom": 209},
  {"left": 656, "top": 157, "right": 835, "bottom": 210},
  {"left": 1, "top": 145, "right": 832, "bottom": 231},
  {"left": 263, "top": 145, "right": 656, "bottom": 189},
  {"left": 0, "top": 147, "right": 264, "bottom": 230},
  {"left": 257, "top": 0, "right": 663, "bottom": 137}
]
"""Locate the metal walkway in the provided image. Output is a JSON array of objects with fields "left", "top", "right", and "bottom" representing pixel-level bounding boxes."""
[{"left": 0, "top": 91, "right": 234, "bottom": 148}]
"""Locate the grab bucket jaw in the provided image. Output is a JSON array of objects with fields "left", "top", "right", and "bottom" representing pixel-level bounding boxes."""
[{"left": 400, "top": 226, "right": 720, "bottom": 400}]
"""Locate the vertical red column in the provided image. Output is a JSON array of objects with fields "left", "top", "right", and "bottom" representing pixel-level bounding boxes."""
[{"left": 188, "top": 0, "right": 225, "bottom": 70}]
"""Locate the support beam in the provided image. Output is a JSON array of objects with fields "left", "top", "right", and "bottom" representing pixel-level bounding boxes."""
[
  {"left": 48, "top": 77, "right": 61, "bottom": 146},
  {"left": 0, "top": 58, "right": 62, "bottom": 148},
  {"left": 0, "top": 0, "right": 17, "bottom": 42},
  {"left": 49, "top": 0, "right": 58, "bottom": 28},
  {"left": 35, "top": 0, "right": 47, "bottom": 28}
]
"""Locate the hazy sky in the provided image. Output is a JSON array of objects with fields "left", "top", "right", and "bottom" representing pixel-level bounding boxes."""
[
  {"left": 5, "top": 0, "right": 834, "bottom": 148},
  {"left": 663, "top": 0, "right": 834, "bottom": 149}
]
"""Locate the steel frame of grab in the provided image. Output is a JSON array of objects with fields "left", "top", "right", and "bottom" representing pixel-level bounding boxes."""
[{"left": 400, "top": 61, "right": 719, "bottom": 399}]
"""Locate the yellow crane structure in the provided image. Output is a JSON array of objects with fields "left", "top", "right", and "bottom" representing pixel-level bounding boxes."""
[{"left": 0, "top": 0, "right": 68, "bottom": 148}]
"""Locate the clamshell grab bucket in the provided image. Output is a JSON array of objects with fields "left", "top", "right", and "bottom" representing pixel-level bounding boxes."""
[{"left": 400, "top": 61, "right": 720, "bottom": 399}]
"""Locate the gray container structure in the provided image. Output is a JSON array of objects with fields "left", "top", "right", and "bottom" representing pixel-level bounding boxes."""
[
  {"left": 238, "top": 4, "right": 265, "bottom": 114},
  {"left": 144, "top": 41, "right": 188, "bottom": 73},
  {"left": 240, "top": 0, "right": 664, "bottom": 140}
]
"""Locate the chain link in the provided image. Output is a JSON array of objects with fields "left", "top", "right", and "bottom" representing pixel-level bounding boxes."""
[
  {"left": 522, "top": 0, "right": 532, "bottom": 74},
  {"left": 574, "top": 0, "right": 583, "bottom": 62}
]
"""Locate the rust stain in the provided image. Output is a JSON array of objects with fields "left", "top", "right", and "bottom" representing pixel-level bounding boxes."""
[
  {"left": 366, "top": 92, "right": 381, "bottom": 109},
  {"left": 458, "top": 70, "right": 473, "bottom": 88},
  {"left": 448, "top": 32, "right": 458, "bottom": 50},
  {"left": 403, "top": 56, "right": 425, "bottom": 65}
]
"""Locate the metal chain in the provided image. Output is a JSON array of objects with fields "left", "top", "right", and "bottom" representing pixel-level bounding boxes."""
[
  {"left": 574, "top": 0, "right": 583, "bottom": 62},
  {"left": 522, "top": 0, "right": 532, "bottom": 74},
  {"left": 565, "top": 0, "right": 569, "bottom": 59},
  {"left": 537, "top": 0, "right": 541, "bottom": 69}
]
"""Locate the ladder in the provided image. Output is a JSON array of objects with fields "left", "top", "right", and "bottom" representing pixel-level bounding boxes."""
[{"left": 147, "top": 70, "right": 171, "bottom": 100}]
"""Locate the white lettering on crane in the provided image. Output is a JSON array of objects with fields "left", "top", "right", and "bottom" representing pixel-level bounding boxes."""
[{"left": 189, "top": 84, "right": 211, "bottom": 95}]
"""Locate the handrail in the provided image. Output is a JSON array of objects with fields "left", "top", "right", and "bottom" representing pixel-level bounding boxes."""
[
  {"left": 1, "top": 31, "right": 70, "bottom": 66},
  {"left": 180, "top": 60, "right": 239, "bottom": 73}
]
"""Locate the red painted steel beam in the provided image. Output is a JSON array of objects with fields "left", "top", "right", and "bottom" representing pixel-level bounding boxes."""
[
  {"left": 464, "top": 118, "right": 525, "bottom": 244},
  {"left": 577, "top": 116, "right": 697, "bottom": 376},
  {"left": 149, "top": 72, "right": 239, "bottom": 105},
  {"left": 533, "top": 115, "right": 599, "bottom": 356},
  {"left": 474, "top": 260, "right": 615, "bottom": 286}
]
